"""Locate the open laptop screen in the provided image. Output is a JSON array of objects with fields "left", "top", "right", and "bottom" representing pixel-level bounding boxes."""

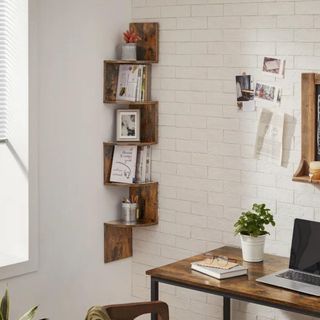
[{"left": 289, "top": 219, "right": 320, "bottom": 275}]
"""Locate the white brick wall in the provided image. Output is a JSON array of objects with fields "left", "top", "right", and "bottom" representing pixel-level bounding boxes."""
[{"left": 131, "top": 1, "right": 320, "bottom": 319}]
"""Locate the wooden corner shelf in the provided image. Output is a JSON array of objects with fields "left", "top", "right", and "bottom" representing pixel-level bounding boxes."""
[
  {"left": 105, "top": 59, "right": 153, "bottom": 65},
  {"left": 104, "top": 144, "right": 158, "bottom": 185},
  {"left": 106, "top": 219, "right": 158, "bottom": 228},
  {"left": 103, "top": 22, "right": 159, "bottom": 263},
  {"left": 103, "top": 61, "right": 152, "bottom": 103},
  {"left": 105, "top": 181, "right": 157, "bottom": 187},
  {"left": 105, "top": 100, "right": 157, "bottom": 105},
  {"left": 104, "top": 219, "right": 158, "bottom": 262},
  {"left": 293, "top": 73, "right": 320, "bottom": 184},
  {"left": 104, "top": 182, "right": 158, "bottom": 263},
  {"left": 104, "top": 101, "right": 159, "bottom": 144},
  {"left": 292, "top": 175, "right": 320, "bottom": 184},
  {"left": 104, "top": 141, "right": 157, "bottom": 147}
]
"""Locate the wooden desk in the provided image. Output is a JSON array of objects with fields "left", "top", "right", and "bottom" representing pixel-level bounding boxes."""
[{"left": 146, "top": 246, "right": 320, "bottom": 320}]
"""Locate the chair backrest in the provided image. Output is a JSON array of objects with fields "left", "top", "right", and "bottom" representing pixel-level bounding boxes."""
[{"left": 105, "top": 301, "right": 169, "bottom": 320}]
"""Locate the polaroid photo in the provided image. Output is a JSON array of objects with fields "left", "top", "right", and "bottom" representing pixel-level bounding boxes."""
[
  {"left": 236, "top": 74, "right": 255, "bottom": 112},
  {"left": 262, "top": 57, "right": 285, "bottom": 78},
  {"left": 254, "top": 82, "right": 282, "bottom": 105}
]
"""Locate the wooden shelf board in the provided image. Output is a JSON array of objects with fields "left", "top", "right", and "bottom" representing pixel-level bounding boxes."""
[
  {"left": 105, "top": 181, "right": 158, "bottom": 187},
  {"left": 292, "top": 175, "right": 320, "bottom": 184},
  {"left": 104, "top": 141, "right": 157, "bottom": 146},
  {"left": 105, "top": 100, "right": 158, "bottom": 105},
  {"left": 106, "top": 220, "right": 158, "bottom": 228},
  {"left": 105, "top": 60, "right": 152, "bottom": 65}
]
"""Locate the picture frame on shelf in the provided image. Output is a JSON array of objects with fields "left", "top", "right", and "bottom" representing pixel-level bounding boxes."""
[{"left": 116, "top": 109, "right": 141, "bottom": 142}]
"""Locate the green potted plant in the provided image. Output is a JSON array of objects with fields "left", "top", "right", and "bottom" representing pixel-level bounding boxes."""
[
  {"left": 0, "top": 289, "right": 47, "bottom": 320},
  {"left": 234, "top": 203, "right": 275, "bottom": 262}
]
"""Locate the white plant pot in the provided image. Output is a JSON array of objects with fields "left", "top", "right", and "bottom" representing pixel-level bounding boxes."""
[
  {"left": 240, "top": 234, "right": 266, "bottom": 262},
  {"left": 121, "top": 43, "right": 137, "bottom": 60}
]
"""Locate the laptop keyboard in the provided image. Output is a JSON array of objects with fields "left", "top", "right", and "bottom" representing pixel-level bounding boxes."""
[{"left": 277, "top": 270, "right": 320, "bottom": 286}]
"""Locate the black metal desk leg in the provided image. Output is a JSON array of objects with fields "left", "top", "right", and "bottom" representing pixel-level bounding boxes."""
[
  {"left": 151, "top": 278, "right": 159, "bottom": 320},
  {"left": 223, "top": 297, "right": 231, "bottom": 320}
]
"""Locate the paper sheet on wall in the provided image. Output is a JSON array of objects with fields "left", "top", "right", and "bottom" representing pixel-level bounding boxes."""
[{"left": 254, "top": 108, "right": 284, "bottom": 165}]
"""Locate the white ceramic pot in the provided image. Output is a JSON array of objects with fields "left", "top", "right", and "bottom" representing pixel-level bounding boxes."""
[
  {"left": 121, "top": 43, "right": 137, "bottom": 60},
  {"left": 240, "top": 234, "right": 266, "bottom": 262}
]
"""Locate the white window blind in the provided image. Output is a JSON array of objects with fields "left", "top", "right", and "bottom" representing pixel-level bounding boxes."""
[
  {"left": 0, "top": 1, "right": 9, "bottom": 141},
  {"left": 0, "top": 0, "right": 28, "bottom": 147}
]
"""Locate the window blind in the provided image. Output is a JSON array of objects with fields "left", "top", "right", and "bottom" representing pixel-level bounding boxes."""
[
  {"left": 0, "top": 0, "right": 8, "bottom": 141},
  {"left": 0, "top": 0, "right": 28, "bottom": 143}
]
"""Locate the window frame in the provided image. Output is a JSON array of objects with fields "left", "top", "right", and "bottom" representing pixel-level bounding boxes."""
[{"left": 0, "top": 0, "right": 38, "bottom": 280}]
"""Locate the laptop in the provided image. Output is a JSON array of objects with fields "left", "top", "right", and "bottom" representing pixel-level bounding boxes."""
[{"left": 256, "top": 218, "right": 320, "bottom": 296}]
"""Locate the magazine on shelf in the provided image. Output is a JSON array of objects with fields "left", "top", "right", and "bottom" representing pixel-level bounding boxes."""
[
  {"left": 116, "top": 65, "right": 140, "bottom": 101},
  {"left": 116, "top": 64, "right": 149, "bottom": 102},
  {"left": 110, "top": 145, "right": 138, "bottom": 183}
]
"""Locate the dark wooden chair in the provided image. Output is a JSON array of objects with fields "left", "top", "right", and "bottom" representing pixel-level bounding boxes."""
[
  {"left": 105, "top": 301, "right": 168, "bottom": 320},
  {"left": 86, "top": 301, "right": 169, "bottom": 320}
]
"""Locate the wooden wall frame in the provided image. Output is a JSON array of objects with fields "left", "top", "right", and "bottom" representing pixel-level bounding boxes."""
[{"left": 293, "top": 73, "right": 320, "bottom": 184}]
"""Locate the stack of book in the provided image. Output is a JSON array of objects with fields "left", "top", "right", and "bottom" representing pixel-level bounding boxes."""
[
  {"left": 110, "top": 145, "right": 152, "bottom": 184},
  {"left": 191, "top": 259, "right": 247, "bottom": 280},
  {"left": 135, "top": 145, "right": 152, "bottom": 183},
  {"left": 116, "top": 64, "right": 149, "bottom": 102}
]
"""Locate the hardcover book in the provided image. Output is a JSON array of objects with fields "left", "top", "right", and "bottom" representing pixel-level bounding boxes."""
[
  {"left": 191, "top": 261, "right": 247, "bottom": 280},
  {"left": 110, "top": 145, "right": 138, "bottom": 184}
]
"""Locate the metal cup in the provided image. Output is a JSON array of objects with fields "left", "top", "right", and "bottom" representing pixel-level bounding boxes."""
[{"left": 121, "top": 203, "right": 137, "bottom": 223}]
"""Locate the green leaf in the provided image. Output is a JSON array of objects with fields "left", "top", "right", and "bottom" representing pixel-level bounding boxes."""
[
  {"left": 0, "top": 289, "right": 9, "bottom": 320},
  {"left": 18, "top": 306, "right": 38, "bottom": 320},
  {"left": 234, "top": 203, "right": 275, "bottom": 236}
]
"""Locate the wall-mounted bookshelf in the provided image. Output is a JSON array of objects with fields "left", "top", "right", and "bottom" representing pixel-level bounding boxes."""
[
  {"left": 293, "top": 73, "right": 320, "bottom": 184},
  {"left": 103, "top": 22, "right": 159, "bottom": 263}
]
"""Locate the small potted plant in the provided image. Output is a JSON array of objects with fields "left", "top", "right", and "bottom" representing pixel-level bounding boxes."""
[
  {"left": 121, "top": 28, "right": 141, "bottom": 60},
  {"left": 234, "top": 203, "right": 275, "bottom": 262}
]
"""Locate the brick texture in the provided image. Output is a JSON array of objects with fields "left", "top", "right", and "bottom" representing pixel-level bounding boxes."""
[{"left": 132, "top": 1, "right": 320, "bottom": 320}]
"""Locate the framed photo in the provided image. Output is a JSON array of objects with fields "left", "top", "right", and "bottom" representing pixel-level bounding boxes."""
[
  {"left": 116, "top": 109, "right": 141, "bottom": 142},
  {"left": 254, "top": 82, "right": 282, "bottom": 105},
  {"left": 262, "top": 57, "right": 285, "bottom": 78}
]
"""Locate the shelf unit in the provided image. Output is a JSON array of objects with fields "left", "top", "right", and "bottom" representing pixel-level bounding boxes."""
[
  {"left": 293, "top": 73, "right": 320, "bottom": 184},
  {"left": 103, "top": 22, "right": 159, "bottom": 263}
]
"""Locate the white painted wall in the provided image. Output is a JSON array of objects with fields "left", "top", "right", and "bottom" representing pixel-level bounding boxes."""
[
  {"left": 131, "top": 1, "right": 320, "bottom": 320},
  {"left": 0, "top": 1, "right": 133, "bottom": 319}
]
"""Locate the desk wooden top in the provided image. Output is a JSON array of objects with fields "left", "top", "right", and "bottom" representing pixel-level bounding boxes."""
[{"left": 146, "top": 246, "right": 320, "bottom": 316}]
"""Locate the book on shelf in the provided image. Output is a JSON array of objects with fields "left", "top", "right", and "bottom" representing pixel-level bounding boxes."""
[
  {"left": 135, "top": 146, "right": 152, "bottom": 183},
  {"left": 145, "top": 145, "right": 152, "bottom": 182},
  {"left": 116, "top": 64, "right": 150, "bottom": 102},
  {"left": 191, "top": 259, "right": 247, "bottom": 280},
  {"left": 110, "top": 145, "right": 138, "bottom": 183}
]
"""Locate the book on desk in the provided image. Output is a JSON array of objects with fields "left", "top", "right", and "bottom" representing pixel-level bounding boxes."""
[{"left": 191, "top": 259, "right": 247, "bottom": 280}]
